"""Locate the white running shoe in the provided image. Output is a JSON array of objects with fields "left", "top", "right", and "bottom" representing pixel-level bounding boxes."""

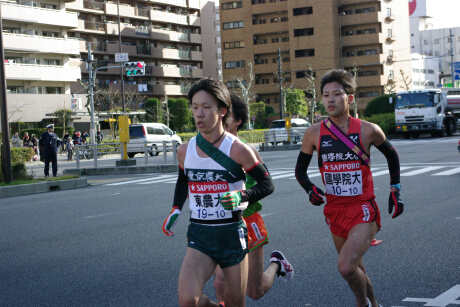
[{"left": 270, "top": 250, "right": 294, "bottom": 282}]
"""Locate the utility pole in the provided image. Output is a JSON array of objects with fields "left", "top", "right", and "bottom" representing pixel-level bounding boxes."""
[
  {"left": 0, "top": 6, "right": 12, "bottom": 183},
  {"left": 117, "top": 0, "right": 125, "bottom": 112},
  {"left": 351, "top": 64, "right": 359, "bottom": 117},
  {"left": 450, "top": 28, "right": 456, "bottom": 87},
  {"left": 87, "top": 43, "right": 96, "bottom": 144},
  {"left": 277, "top": 48, "right": 284, "bottom": 119},
  {"left": 304, "top": 65, "right": 316, "bottom": 124}
]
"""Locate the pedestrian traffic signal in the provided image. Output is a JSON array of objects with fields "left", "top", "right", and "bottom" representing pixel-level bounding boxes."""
[{"left": 125, "top": 61, "right": 145, "bottom": 76}]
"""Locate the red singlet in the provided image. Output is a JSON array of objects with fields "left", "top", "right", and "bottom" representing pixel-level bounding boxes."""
[{"left": 318, "top": 117, "right": 375, "bottom": 207}]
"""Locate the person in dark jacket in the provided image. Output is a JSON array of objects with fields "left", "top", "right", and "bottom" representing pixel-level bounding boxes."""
[{"left": 39, "top": 124, "right": 60, "bottom": 177}]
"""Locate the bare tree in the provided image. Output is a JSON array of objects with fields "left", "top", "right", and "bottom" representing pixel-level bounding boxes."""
[
  {"left": 124, "top": 89, "right": 147, "bottom": 111},
  {"left": 303, "top": 64, "right": 317, "bottom": 124},
  {"left": 384, "top": 80, "right": 397, "bottom": 95},
  {"left": 226, "top": 61, "right": 257, "bottom": 129},
  {"left": 399, "top": 69, "right": 412, "bottom": 90}
]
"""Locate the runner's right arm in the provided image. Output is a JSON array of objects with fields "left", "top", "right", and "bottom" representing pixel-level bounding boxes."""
[
  {"left": 162, "top": 143, "right": 188, "bottom": 236},
  {"left": 295, "top": 125, "right": 325, "bottom": 206}
]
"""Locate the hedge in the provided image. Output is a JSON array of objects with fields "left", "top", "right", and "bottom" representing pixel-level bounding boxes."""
[
  {"left": 177, "top": 129, "right": 266, "bottom": 144},
  {"left": 362, "top": 113, "right": 396, "bottom": 135}
]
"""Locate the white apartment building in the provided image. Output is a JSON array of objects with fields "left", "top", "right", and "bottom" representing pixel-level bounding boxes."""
[
  {"left": 1, "top": 0, "right": 81, "bottom": 127},
  {"left": 409, "top": 0, "right": 460, "bottom": 88}
]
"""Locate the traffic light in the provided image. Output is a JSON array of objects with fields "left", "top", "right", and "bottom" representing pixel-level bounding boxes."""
[{"left": 125, "top": 61, "right": 145, "bottom": 76}]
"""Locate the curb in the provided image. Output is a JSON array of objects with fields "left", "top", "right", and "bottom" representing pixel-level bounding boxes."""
[
  {"left": 63, "top": 164, "right": 179, "bottom": 176},
  {"left": 0, "top": 178, "right": 88, "bottom": 199}
]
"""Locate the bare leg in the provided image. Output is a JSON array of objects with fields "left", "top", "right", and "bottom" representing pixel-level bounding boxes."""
[
  {"left": 222, "top": 254, "right": 248, "bottom": 307},
  {"left": 332, "top": 222, "right": 378, "bottom": 307},
  {"left": 246, "top": 246, "right": 278, "bottom": 300},
  {"left": 213, "top": 266, "right": 225, "bottom": 303},
  {"left": 178, "top": 248, "right": 220, "bottom": 307}
]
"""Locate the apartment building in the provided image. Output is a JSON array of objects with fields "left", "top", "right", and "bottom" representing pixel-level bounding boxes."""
[
  {"left": 1, "top": 0, "right": 81, "bottom": 126},
  {"left": 200, "top": 0, "right": 219, "bottom": 79},
  {"left": 219, "top": 0, "right": 412, "bottom": 113},
  {"left": 65, "top": 0, "right": 204, "bottom": 103}
]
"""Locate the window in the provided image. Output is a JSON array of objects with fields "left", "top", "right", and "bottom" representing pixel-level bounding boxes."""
[
  {"left": 296, "top": 70, "right": 316, "bottom": 78},
  {"left": 423, "top": 39, "right": 430, "bottom": 45},
  {"left": 226, "top": 80, "right": 246, "bottom": 88},
  {"left": 356, "top": 28, "right": 376, "bottom": 35},
  {"left": 293, "top": 7, "right": 313, "bottom": 16},
  {"left": 413, "top": 68, "right": 420, "bottom": 73},
  {"left": 41, "top": 3, "right": 57, "bottom": 9},
  {"left": 389, "top": 70, "right": 394, "bottom": 80},
  {"left": 358, "top": 70, "right": 378, "bottom": 77},
  {"left": 43, "top": 59, "right": 60, "bottom": 66},
  {"left": 366, "top": 91, "right": 378, "bottom": 97},
  {"left": 251, "top": 0, "right": 265, "bottom": 4},
  {"left": 388, "top": 29, "right": 393, "bottom": 38},
  {"left": 295, "top": 49, "right": 315, "bottom": 58},
  {"left": 272, "top": 38, "right": 279, "bottom": 43},
  {"left": 428, "top": 69, "right": 435, "bottom": 74},
  {"left": 46, "top": 87, "right": 62, "bottom": 94},
  {"left": 222, "top": 1, "right": 242, "bottom": 9},
  {"left": 389, "top": 49, "right": 393, "bottom": 58},
  {"left": 387, "top": 8, "right": 391, "bottom": 17},
  {"left": 362, "top": 7, "right": 375, "bottom": 13},
  {"left": 223, "top": 41, "right": 245, "bottom": 49},
  {"left": 434, "top": 38, "right": 440, "bottom": 44},
  {"left": 225, "top": 60, "right": 245, "bottom": 69},
  {"left": 294, "top": 28, "right": 314, "bottom": 37},
  {"left": 223, "top": 21, "right": 244, "bottom": 29},
  {"left": 281, "top": 36, "right": 289, "bottom": 42}
]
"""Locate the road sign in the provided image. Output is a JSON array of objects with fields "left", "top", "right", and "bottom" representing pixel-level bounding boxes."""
[
  {"left": 115, "top": 53, "right": 129, "bottom": 62},
  {"left": 252, "top": 115, "right": 255, "bottom": 121},
  {"left": 454, "top": 62, "right": 460, "bottom": 80}
]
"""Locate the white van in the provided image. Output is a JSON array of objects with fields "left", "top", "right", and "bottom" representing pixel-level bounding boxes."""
[
  {"left": 127, "top": 123, "right": 182, "bottom": 158},
  {"left": 268, "top": 118, "right": 310, "bottom": 144}
]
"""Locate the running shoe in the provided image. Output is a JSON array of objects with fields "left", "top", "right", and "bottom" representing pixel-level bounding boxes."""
[{"left": 270, "top": 250, "right": 294, "bottom": 282}]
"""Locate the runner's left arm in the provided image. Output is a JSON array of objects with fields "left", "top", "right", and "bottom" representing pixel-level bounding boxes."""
[
  {"left": 376, "top": 139, "right": 404, "bottom": 219},
  {"left": 220, "top": 161, "right": 274, "bottom": 211}
]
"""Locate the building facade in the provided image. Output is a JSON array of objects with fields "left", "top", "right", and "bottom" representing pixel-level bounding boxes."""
[
  {"left": 219, "top": 0, "right": 412, "bottom": 113},
  {"left": 1, "top": 0, "right": 81, "bottom": 126},
  {"left": 65, "top": 0, "right": 204, "bottom": 104}
]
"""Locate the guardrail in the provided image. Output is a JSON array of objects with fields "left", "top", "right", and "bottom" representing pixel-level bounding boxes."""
[
  {"left": 263, "top": 129, "right": 304, "bottom": 148},
  {"left": 74, "top": 140, "right": 178, "bottom": 169}
]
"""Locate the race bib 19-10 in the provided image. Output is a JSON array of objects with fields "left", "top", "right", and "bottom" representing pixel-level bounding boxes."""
[
  {"left": 323, "top": 170, "right": 363, "bottom": 196},
  {"left": 189, "top": 181, "right": 232, "bottom": 220}
]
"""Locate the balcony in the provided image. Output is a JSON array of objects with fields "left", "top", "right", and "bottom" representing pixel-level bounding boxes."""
[
  {"left": 341, "top": 32, "right": 383, "bottom": 47},
  {"left": 149, "top": 66, "right": 203, "bottom": 78},
  {"left": 105, "top": 2, "right": 136, "bottom": 18},
  {"left": 191, "top": 51, "right": 203, "bottom": 61},
  {"left": 143, "top": 0, "right": 187, "bottom": 7},
  {"left": 0, "top": 2, "right": 78, "bottom": 28},
  {"left": 342, "top": 54, "right": 386, "bottom": 67},
  {"left": 3, "top": 34, "right": 80, "bottom": 55},
  {"left": 78, "top": 20, "right": 105, "bottom": 33},
  {"left": 66, "top": 0, "right": 104, "bottom": 11},
  {"left": 340, "top": 11, "right": 383, "bottom": 27},
  {"left": 189, "top": 16, "right": 201, "bottom": 26},
  {"left": 250, "top": 1, "right": 287, "bottom": 15},
  {"left": 253, "top": 41, "right": 289, "bottom": 54},
  {"left": 254, "top": 63, "right": 278, "bottom": 75},
  {"left": 150, "top": 10, "right": 188, "bottom": 25},
  {"left": 357, "top": 74, "right": 387, "bottom": 87},
  {"left": 4, "top": 63, "right": 81, "bottom": 82},
  {"left": 252, "top": 22, "right": 289, "bottom": 35},
  {"left": 151, "top": 47, "right": 190, "bottom": 59}
]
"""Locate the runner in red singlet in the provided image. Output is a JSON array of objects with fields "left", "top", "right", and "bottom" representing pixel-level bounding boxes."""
[{"left": 295, "top": 69, "right": 404, "bottom": 307}]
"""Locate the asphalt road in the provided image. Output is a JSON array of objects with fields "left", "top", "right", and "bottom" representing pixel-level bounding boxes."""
[{"left": 1, "top": 135, "right": 459, "bottom": 306}]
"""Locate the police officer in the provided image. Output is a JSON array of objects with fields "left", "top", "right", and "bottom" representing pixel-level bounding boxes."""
[{"left": 40, "top": 124, "right": 60, "bottom": 177}]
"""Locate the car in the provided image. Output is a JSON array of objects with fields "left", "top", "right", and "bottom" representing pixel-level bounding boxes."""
[
  {"left": 127, "top": 123, "right": 182, "bottom": 158},
  {"left": 268, "top": 118, "right": 310, "bottom": 144}
]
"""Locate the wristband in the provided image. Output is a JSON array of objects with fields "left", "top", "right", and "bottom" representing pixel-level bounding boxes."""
[{"left": 390, "top": 183, "right": 401, "bottom": 191}]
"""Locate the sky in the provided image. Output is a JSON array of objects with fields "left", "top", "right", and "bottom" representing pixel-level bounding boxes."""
[{"left": 411, "top": 0, "right": 460, "bottom": 29}]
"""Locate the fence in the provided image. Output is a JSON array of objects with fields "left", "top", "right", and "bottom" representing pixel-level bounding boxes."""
[
  {"left": 263, "top": 129, "right": 304, "bottom": 148},
  {"left": 74, "top": 141, "right": 178, "bottom": 169}
]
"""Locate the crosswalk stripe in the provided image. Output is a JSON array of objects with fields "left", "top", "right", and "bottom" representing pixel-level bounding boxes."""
[
  {"left": 400, "top": 166, "right": 445, "bottom": 176},
  {"left": 138, "top": 177, "right": 178, "bottom": 185},
  {"left": 372, "top": 166, "right": 413, "bottom": 177},
  {"left": 107, "top": 165, "right": 460, "bottom": 185},
  {"left": 432, "top": 167, "right": 460, "bottom": 176},
  {"left": 106, "top": 174, "right": 173, "bottom": 185}
]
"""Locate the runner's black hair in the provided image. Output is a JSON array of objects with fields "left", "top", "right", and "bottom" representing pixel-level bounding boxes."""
[
  {"left": 230, "top": 94, "right": 249, "bottom": 132},
  {"left": 320, "top": 69, "right": 357, "bottom": 95}
]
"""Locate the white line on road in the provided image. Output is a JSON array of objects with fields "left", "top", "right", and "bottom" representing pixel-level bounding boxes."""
[
  {"left": 372, "top": 166, "right": 413, "bottom": 177},
  {"left": 432, "top": 167, "right": 460, "bottom": 176},
  {"left": 106, "top": 174, "right": 174, "bottom": 186},
  {"left": 138, "top": 177, "right": 179, "bottom": 185},
  {"left": 401, "top": 166, "right": 445, "bottom": 176}
]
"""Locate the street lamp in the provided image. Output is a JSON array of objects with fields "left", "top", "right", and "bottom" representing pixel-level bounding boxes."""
[{"left": 117, "top": 0, "right": 125, "bottom": 113}]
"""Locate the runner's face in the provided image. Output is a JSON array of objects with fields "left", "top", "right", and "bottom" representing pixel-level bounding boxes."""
[
  {"left": 322, "top": 82, "right": 353, "bottom": 118},
  {"left": 191, "top": 90, "right": 226, "bottom": 133},
  {"left": 226, "top": 113, "right": 241, "bottom": 136}
]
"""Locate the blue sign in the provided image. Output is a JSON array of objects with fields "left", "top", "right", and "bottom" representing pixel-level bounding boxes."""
[{"left": 454, "top": 62, "right": 460, "bottom": 80}]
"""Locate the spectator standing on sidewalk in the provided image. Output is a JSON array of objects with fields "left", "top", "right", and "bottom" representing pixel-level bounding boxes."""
[{"left": 11, "top": 132, "right": 21, "bottom": 147}]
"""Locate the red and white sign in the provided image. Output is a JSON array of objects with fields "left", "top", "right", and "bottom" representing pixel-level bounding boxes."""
[{"left": 189, "top": 181, "right": 229, "bottom": 194}]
